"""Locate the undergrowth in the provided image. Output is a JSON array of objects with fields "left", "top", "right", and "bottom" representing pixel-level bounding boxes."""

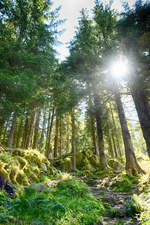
[
  {"left": 110, "top": 173, "right": 139, "bottom": 192},
  {"left": 0, "top": 177, "right": 105, "bottom": 225}
]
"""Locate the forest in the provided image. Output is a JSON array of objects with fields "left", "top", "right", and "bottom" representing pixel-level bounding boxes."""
[{"left": 0, "top": 0, "right": 150, "bottom": 224}]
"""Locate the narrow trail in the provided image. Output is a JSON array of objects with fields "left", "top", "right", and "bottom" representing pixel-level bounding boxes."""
[{"left": 86, "top": 178, "right": 140, "bottom": 225}]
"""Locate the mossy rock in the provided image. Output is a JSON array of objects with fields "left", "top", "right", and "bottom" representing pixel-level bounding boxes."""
[
  {"left": 0, "top": 148, "right": 54, "bottom": 186},
  {"left": 108, "top": 159, "right": 124, "bottom": 170},
  {"left": 84, "top": 149, "right": 93, "bottom": 159},
  {"left": 89, "top": 154, "right": 100, "bottom": 167}
]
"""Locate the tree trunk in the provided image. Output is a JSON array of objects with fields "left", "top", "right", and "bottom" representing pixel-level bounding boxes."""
[
  {"left": 22, "top": 114, "right": 29, "bottom": 148},
  {"left": 33, "top": 109, "right": 41, "bottom": 149},
  {"left": 109, "top": 103, "right": 122, "bottom": 157},
  {"left": 90, "top": 114, "right": 98, "bottom": 155},
  {"left": 114, "top": 88, "right": 145, "bottom": 174},
  {"left": 88, "top": 95, "right": 98, "bottom": 155},
  {"left": 16, "top": 116, "right": 24, "bottom": 148},
  {"left": 2, "top": 119, "right": 10, "bottom": 145},
  {"left": 71, "top": 109, "right": 76, "bottom": 170},
  {"left": 26, "top": 110, "right": 36, "bottom": 149},
  {"left": 45, "top": 108, "right": 55, "bottom": 159},
  {"left": 66, "top": 113, "right": 70, "bottom": 153},
  {"left": 0, "top": 90, "right": 2, "bottom": 99},
  {"left": 7, "top": 113, "right": 16, "bottom": 148},
  {"left": 107, "top": 122, "right": 115, "bottom": 158},
  {"left": 40, "top": 109, "right": 47, "bottom": 149},
  {"left": 111, "top": 134, "right": 118, "bottom": 158},
  {"left": 59, "top": 117, "right": 62, "bottom": 158},
  {"left": 130, "top": 80, "right": 150, "bottom": 157},
  {"left": 93, "top": 93, "right": 107, "bottom": 169},
  {"left": 54, "top": 114, "right": 59, "bottom": 158},
  {"left": 26, "top": 110, "right": 36, "bottom": 148}
]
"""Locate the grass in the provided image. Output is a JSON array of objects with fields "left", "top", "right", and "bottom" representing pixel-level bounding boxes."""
[
  {"left": 0, "top": 177, "right": 105, "bottom": 225},
  {"left": 113, "top": 219, "right": 124, "bottom": 225},
  {"left": 110, "top": 173, "right": 140, "bottom": 193},
  {"left": 106, "top": 207, "right": 121, "bottom": 218},
  {"left": 111, "top": 179, "right": 132, "bottom": 192}
]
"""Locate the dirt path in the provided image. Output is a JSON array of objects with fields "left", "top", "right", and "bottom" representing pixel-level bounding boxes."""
[{"left": 86, "top": 179, "right": 140, "bottom": 225}]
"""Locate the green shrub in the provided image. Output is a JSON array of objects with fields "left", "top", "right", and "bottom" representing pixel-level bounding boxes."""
[
  {"left": 111, "top": 180, "right": 132, "bottom": 192},
  {"left": 124, "top": 194, "right": 143, "bottom": 217},
  {"left": 139, "top": 210, "right": 150, "bottom": 225},
  {"left": 106, "top": 207, "right": 121, "bottom": 218}
]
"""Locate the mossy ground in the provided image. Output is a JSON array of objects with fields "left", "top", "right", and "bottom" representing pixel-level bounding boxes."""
[{"left": 0, "top": 177, "right": 105, "bottom": 225}]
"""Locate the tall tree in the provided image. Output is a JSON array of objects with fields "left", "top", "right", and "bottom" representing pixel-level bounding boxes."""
[
  {"left": 117, "top": 0, "right": 150, "bottom": 157},
  {"left": 113, "top": 83, "right": 144, "bottom": 174},
  {"left": 67, "top": 9, "right": 108, "bottom": 168}
]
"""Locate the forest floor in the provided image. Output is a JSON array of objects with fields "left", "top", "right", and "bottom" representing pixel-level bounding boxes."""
[{"left": 85, "top": 176, "right": 140, "bottom": 225}]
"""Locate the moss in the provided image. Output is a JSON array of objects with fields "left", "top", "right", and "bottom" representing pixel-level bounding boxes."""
[
  {"left": 89, "top": 155, "right": 100, "bottom": 167},
  {"left": 82, "top": 158, "right": 93, "bottom": 171},
  {"left": 0, "top": 148, "right": 53, "bottom": 186},
  {"left": 108, "top": 159, "right": 124, "bottom": 171},
  {"left": 76, "top": 152, "right": 83, "bottom": 168},
  {"left": 63, "top": 158, "right": 72, "bottom": 171},
  {"left": 84, "top": 150, "right": 93, "bottom": 158}
]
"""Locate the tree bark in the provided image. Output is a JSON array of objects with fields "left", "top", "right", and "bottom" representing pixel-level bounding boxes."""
[
  {"left": 45, "top": 108, "right": 55, "bottom": 159},
  {"left": 2, "top": 119, "right": 10, "bottom": 145},
  {"left": 25, "top": 110, "right": 36, "bottom": 149},
  {"left": 106, "top": 122, "right": 115, "bottom": 158},
  {"left": 33, "top": 109, "right": 41, "bottom": 149},
  {"left": 90, "top": 114, "right": 98, "bottom": 155},
  {"left": 40, "top": 109, "right": 47, "bottom": 149},
  {"left": 54, "top": 114, "right": 59, "bottom": 158},
  {"left": 66, "top": 113, "right": 70, "bottom": 154},
  {"left": 71, "top": 109, "right": 76, "bottom": 170},
  {"left": 16, "top": 116, "right": 24, "bottom": 148},
  {"left": 93, "top": 93, "right": 107, "bottom": 169},
  {"left": 109, "top": 103, "right": 122, "bottom": 157},
  {"left": 88, "top": 95, "right": 98, "bottom": 155},
  {"left": 22, "top": 114, "right": 29, "bottom": 148},
  {"left": 59, "top": 117, "right": 62, "bottom": 158},
  {"left": 130, "top": 79, "right": 150, "bottom": 157},
  {"left": 111, "top": 134, "right": 118, "bottom": 158},
  {"left": 0, "top": 90, "right": 2, "bottom": 100},
  {"left": 114, "top": 87, "right": 145, "bottom": 174},
  {"left": 7, "top": 113, "right": 16, "bottom": 148}
]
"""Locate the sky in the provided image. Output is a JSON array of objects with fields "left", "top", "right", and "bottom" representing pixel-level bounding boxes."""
[{"left": 52, "top": 0, "right": 139, "bottom": 61}]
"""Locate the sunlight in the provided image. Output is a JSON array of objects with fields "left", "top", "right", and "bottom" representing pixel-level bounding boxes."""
[{"left": 111, "top": 57, "right": 129, "bottom": 79}]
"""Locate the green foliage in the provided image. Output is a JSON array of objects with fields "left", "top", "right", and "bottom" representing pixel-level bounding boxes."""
[
  {"left": 106, "top": 207, "right": 121, "bottom": 218},
  {"left": 0, "top": 178, "right": 105, "bottom": 225},
  {"left": 132, "top": 191, "right": 150, "bottom": 224},
  {"left": 111, "top": 180, "right": 132, "bottom": 192},
  {"left": 124, "top": 199, "right": 137, "bottom": 217},
  {"left": 139, "top": 210, "right": 150, "bottom": 225},
  {"left": 0, "top": 0, "right": 58, "bottom": 118},
  {"left": 113, "top": 219, "right": 124, "bottom": 225},
  {"left": 99, "top": 190, "right": 105, "bottom": 195},
  {"left": 110, "top": 173, "right": 137, "bottom": 192},
  {"left": 124, "top": 194, "right": 143, "bottom": 217}
]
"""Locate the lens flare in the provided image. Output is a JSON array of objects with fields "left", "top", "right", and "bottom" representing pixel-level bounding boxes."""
[{"left": 111, "top": 57, "right": 129, "bottom": 79}]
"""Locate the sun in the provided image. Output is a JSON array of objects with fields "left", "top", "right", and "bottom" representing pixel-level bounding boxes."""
[{"left": 111, "top": 57, "right": 129, "bottom": 79}]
